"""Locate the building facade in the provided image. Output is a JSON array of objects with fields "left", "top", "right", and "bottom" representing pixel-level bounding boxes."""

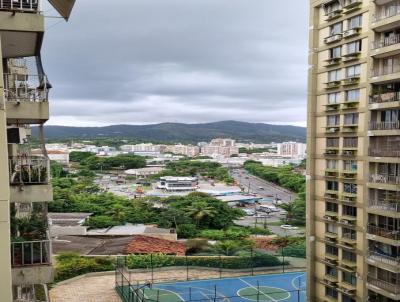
[
  {"left": 0, "top": 1, "right": 75, "bottom": 301},
  {"left": 276, "top": 141, "right": 307, "bottom": 158},
  {"left": 308, "top": 0, "right": 400, "bottom": 301}
]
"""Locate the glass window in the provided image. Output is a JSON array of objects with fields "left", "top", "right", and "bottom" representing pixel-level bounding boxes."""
[
  {"left": 326, "top": 223, "right": 338, "bottom": 234},
  {"left": 327, "top": 115, "right": 340, "bottom": 126},
  {"left": 325, "top": 1, "right": 342, "bottom": 14},
  {"left": 326, "top": 244, "right": 338, "bottom": 255},
  {"left": 327, "top": 159, "right": 338, "bottom": 169},
  {"left": 347, "top": 40, "right": 362, "bottom": 54},
  {"left": 327, "top": 138, "right": 339, "bottom": 147},
  {"left": 342, "top": 272, "right": 357, "bottom": 286},
  {"left": 330, "top": 22, "right": 342, "bottom": 35},
  {"left": 342, "top": 250, "right": 356, "bottom": 262},
  {"left": 348, "top": 15, "right": 362, "bottom": 29},
  {"left": 343, "top": 137, "right": 358, "bottom": 148},
  {"left": 344, "top": 113, "right": 359, "bottom": 125},
  {"left": 328, "top": 92, "right": 340, "bottom": 104},
  {"left": 343, "top": 160, "right": 357, "bottom": 171},
  {"left": 346, "top": 64, "right": 361, "bottom": 78},
  {"left": 325, "top": 287, "right": 338, "bottom": 298},
  {"left": 343, "top": 227, "right": 357, "bottom": 239},
  {"left": 329, "top": 46, "right": 342, "bottom": 59},
  {"left": 328, "top": 69, "right": 341, "bottom": 81},
  {"left": 327, "top": 181, "right": 339, "bottom": 191},
  {"left": 326, "top": 202, "right": 338, "bottom": 212},
  {"left": 344, "top": 183, "right": 357, "bottom": 194},
  {"left": 343, "top": 205, "right": 357, "bottom": 217},
  {"left": 346, "top": 89, "right": 360, "bottom": 102}
]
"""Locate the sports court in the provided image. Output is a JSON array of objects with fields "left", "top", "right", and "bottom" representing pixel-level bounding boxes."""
[{"left": 116, "top": 272, "right": 306, "bottom": 302}]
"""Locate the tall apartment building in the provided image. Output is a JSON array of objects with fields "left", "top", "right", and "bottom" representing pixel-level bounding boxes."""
[
  {"left": 308, "top": 0, "right": 400, "bottom": 301},
  {"left": 0, "top": 1, "right": 75, "bottom": 301},
  {"left": 276, "top": 141, "right": 307, "bottom": 158}
]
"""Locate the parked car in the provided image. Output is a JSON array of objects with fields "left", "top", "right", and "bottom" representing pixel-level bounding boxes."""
[
  {"left": 280, "top": 225, "right": 299, "bottom": 230},
  {"left": 243, "top": 209, "right": 256, "bottom": 216},
  {"left": 258, "top": 205, "right": 280, "bottom": 213}
]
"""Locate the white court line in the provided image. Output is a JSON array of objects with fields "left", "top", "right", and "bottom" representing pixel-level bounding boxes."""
[
  {"left": 291, "top": 274, "right": 305, "bottom": 291},
  {"left": 151, "top": 288, "right": 185, "bottom": 302},
  {"left": 238, "top": 278, "right": 278, "bottom": 302}
]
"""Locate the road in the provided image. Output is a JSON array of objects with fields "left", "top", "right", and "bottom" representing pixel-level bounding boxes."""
[{"left": 231, "top": 168, "right": 297, "bottom": 202}]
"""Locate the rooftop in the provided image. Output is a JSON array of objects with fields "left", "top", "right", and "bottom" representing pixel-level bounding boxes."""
[{"left": 124, "top": 235, "right": 186, "bottom": 255}]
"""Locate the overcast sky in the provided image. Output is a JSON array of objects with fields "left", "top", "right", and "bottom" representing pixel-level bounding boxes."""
[{"left": 42, "top": 1, "right": 309, "bottom": 127}]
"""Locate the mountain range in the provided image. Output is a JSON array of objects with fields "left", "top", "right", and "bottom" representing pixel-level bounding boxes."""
[{"left": 33, "top": 121, "right": 306, "bottom": 144}]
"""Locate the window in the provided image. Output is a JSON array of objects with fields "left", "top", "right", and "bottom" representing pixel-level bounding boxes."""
[
  {"left": 346, "top": 64, "right": 361, "bottom": 78},
  {"left": 326, "top": 223, "right": 338, "bottom": 234},
  {"left": 329, "top": 46, "right": 342, "bottom": 59},
  {"left": 343, "top": 227, "right": 357, "bottom": 239},
  {"left": 344, "top": 113, "right": 359, "bottom": 125},
  {"left": 380, "top": 109, "right": 400, "bottom": 123},
  {"left": 347, "top": 40, "right": 362, "bottom": 54},
  {"left": 327, "top": 115, "right": 340, "bottom": 126},
  {"left": 346, "top": 89, "right": 360, "bottom": 102},
  {"left": 326, "top": 202, "right": 338, "bottom": 212},
  {"left": 344, "top": 183, "right": 357, "bottom": 194},
  {"left": 327, "top": 181, "right": 339, "bottom": 191},
  {"left": 327, "top": 137, "right": 339, "bottom": 148},
  {"left": 328, "top": 92, "right": 340, "bottom": 104},
  {"left": 342, "top": 250, "right": 356, "bottom": 262},
  {"left": 327, "top": 159, "right": 338, "bottom": 169},
  {"left": 326, "top": 244, "right": 338, "bottom": 255},
  {"left": 348, "top": 15, "right": 362, "bottom": 29},
  {"left": 343, "top": 160, "right": 357, "bottom": 171},
  {"left": 325, "top": 287, "right": 338, "bottom": 298},
  {"left": 330, "top": 22, "right": 342, "bottom": 35},
  {"left": 328, "top": 69, "right": 341, "bottom": 82},
  {"left": 326, "top": 265, "right": 338, "bottom": 277},
  {"left": 343, "top": 137, "right": 358, "bottom": 148},
  {"left": 342, "top": 295, "right": 356, "bottom": 302},
  {"left": 342, "top": 272, "right": 357, "bottom": 286},
  {"left": 343, "top": 205, "right": 357, "bottom": 217},
  {"left": 325, "top": 0, "right": 342, "bottom": 14}
]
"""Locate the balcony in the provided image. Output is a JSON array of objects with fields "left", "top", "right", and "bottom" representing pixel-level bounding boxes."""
[
  {"left": 373, "top": 121, "right": 398, "bottom": 132},
  {"left": 371, "top": 64, "right": 400, "bottom": 82},
  {"left": 342, "top": 51, "right": 360, "bottom": 62},
  {"left": 369, "top": 147, "right": 400, "bottom": 157},
  {"left": 325, "top": 57, "right": 341, "bottom": 67},
  {"left": 370, "top": 91, "right": 400, "bottom": 106},
  {"left": 372, "top": 34, "right": 400, "bottom": 55},
  {"left": 340, "top": 100, "right": 359, "bottom": 110},
  {"left": 324, "top": 34, "right": 342, "bottom": 44},
  {"left": 9, "top": 156, "right": 52, "bottom": 203},
  {"left": 369, "top": 173, "right": 400, "bottom": 185},
  {"left": 342, "top": 76, "right": 360, "bottom": 86},
  {"left": 367, "top": 276, "right": 400, "bottom": 296},
  {"left": 324, "top": 103, "right": 340, "bottom": 112},
  {"left": 325, "top": 125, "right": 341, "bottom": 134},
  {"left": 367, "top": 224, "right": 400, "bottom": 241},
  {"left": 11, "top": 240, "right": 53, "bottom": 285},
  {"left": 340, "top": 170, "right": 357, "bottom": 180},
  {"left": 342, "top": 27, "right": 361, "bottom": 39},
  {"left": 325, "top": 8, "right": 342, "bottom": 21},
  {"left": 326, "top": 168, "right": 339, "bottom": 178},
  {"left": 326, "top": 80, "right": 341, "bottom": 89},
  {"left": 0, "top": 0, "right": 40, "bottom": 12},
  {"left": 341, "top": 124, "right": 358, "bottom": 133},
  {"left": 342, "top": 0, "right": 362, "bottom": 12},
  {"left": 4, "top": 73, "right": 49, "bottom": 124},
  {"left": 367, "top": 251, "right": 400, "bottom": 267},
  {"left": 369, "top": 199, "right": 400, "bottom": 213}
]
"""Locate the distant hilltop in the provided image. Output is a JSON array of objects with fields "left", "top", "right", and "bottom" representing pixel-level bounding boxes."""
[{"left": 33, "top": 121, "right": 306, "bottom": 144}]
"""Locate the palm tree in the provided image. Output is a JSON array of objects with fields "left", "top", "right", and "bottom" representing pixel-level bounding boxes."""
[
  {"left": 279, "top": 202, "right": 296, "bottom": 223},
  {"left": 185, "top": 201, "right": 217, "bottom": 226},
  {"left": 107, "top": 204, "right": 126, "bottom": 223}
]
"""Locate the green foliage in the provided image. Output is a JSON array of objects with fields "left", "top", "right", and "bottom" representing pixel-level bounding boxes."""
[
  {"left": 82, "top": 154, "right": 146, "bottom": 171},
  {"left": 85, "top": 215, "right": 121, "bottom": 229},
  {"left": 50, "top": 161, "right": 68, "bottom": 178},
  {"left": 69, "top": 151, "right": 95, "bottom": 163},
  {"left": 125, "top": 253, "right": 283, "bottom": 269},
  {"left": 239, "top": 147, "right": 271, "bottom": 154},
  {"left": 177, "top": 224, "right": 198, "bottom": 238},
  {"left": 55, "top": 253, "right": 114, "bottom": 282}
]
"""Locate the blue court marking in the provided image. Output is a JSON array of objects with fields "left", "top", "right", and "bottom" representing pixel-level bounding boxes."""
[{"left": 151, "top": 272, "right": 306, "bottom": 302}]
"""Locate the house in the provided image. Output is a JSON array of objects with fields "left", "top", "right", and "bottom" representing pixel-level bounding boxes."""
[{"left": 48, "top": 213, "right": 92, "bottom": 237}]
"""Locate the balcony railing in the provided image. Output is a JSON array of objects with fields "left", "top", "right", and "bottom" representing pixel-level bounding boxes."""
[
  {"left": 0, "top": 0, "right": 40, "bottom": 12},
  {"left": 369, "top": 199, "right": 400, "bottom": 212},
  {"left": 9, "top": 156, "right": 49, "bottom": 185},
  {"left": 369, "top": 173, "right": 400, "bottom": 185},
  {"left": 372, "top": 64, "right": 400, "bottom": 77},
  {"left": 11, "top": 240, "right": 51, "bottom": 267},
  {"left": 374, "top": 5, "right": 400, "bottom": 22},
  {"left": 372, "top": 34, "right": 400, "bottom": 50},
  {"left": 370, "top": 91, "right": 400, "bottom": 104},
  {"left": 367, "top": 225, "right": 400, "bottom": 240},
  {"left": 368, "top": 251, "right": 400, "bottom": 266},
  {"left": 369, "top": 121, "right": 400, "bottom": 131},
  {"left": 4, "top": 74, "right": 49, "bottom": 103},
  {"left": 367, "top": 275, "right": 400, "bottom": 295},
  {"left": 369, "top": 147, "right": 400, "bottom": 157}
]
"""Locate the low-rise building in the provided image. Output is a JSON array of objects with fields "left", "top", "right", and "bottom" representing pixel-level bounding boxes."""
[
  {"left": 165, "top": 144, "right": 200, "bottom": 157},
  {"left": 48, "top": 213, "right": 92, "bottom": 237},
  {"left": 157, "top": 176, "right": 198, "bottom": 192},
  {"left": 125, "top": 166, "right": 165, "bottom": 178}
]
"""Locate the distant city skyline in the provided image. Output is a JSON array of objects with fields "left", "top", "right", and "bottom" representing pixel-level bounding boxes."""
[{"left": 42, "top": 1, "right": 308, "bottom": 127}]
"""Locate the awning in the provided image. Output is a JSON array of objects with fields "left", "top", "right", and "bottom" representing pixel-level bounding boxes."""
[{"left": 48, "top": 0, "right": 76, "bottom": 21}]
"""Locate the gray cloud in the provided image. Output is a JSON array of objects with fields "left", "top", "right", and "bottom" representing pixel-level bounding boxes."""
[{"left": 42, "top": 0, "right": 308, "bottom": 126}]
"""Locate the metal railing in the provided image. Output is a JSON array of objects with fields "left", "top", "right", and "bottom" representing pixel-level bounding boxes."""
[
  {"left": 0, "top": 0, "right": 40, "bottom": 11},
  {"left": 374, "top": 5, "right": 400, "bottom": 22},
  {"left": 372, "top": 34, "right": 400, "bottom": 49},
  {"left": 369, "top": 173, "right": 400, "bottom": 184},
  {"left": 9, "top": 156, "right": 49, "bottom": 185},
  {"left": 367, "top": 275, "right": 400, "bottom": 294},
  {"left": 372, "top": 64, "right": 400, "bottom": 77},
  {"left": 369, "top": 199, "right": 400, "bottom": 212},
  {"left": 11, "top": 240, "right": 51, "bottom": 267},
  {"left": 368, "top": 251, "right": 400, "bottom": 266},
  {"left": 343, "top": 140, "right": 358, "bottom": 148},
  {"left": 369, "top": 121, "right": 400, "bottom": 131},
  {"left": 367, "top": 225, "right": 400, "bottom": 240},
  {"left": 4, "top": 74, "right": 49, "bottom": 103},
  {"left": 370, "top": 91, "right": 400, "bottom": 104},
  {"left": 369, "top": 147, "right": 400, "bottom": 157}
]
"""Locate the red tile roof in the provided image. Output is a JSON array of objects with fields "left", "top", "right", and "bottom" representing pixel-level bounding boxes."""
[{"left": 124, "top": 235, "right": 186, "bottom": 255}]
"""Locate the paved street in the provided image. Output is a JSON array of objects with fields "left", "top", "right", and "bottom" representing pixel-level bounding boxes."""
[{"left": 231, "top": 168, "right": 297, "bottom": 202}]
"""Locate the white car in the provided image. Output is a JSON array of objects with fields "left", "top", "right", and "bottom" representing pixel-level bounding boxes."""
[
  {"left": 243, "top": 209, "right": 256, "bottom": 216},
  {"left": 280, "top": 225, "right": 299, "bottom": 230}
]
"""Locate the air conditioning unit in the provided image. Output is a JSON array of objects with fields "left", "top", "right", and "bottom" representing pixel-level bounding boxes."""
[{"left": 7, "top": 127, "right": 29, "bottom": 144}]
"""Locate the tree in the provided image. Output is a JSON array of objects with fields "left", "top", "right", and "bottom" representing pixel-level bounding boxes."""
[
  {"left": 279, "top": 202, "right": 296, "bottom": 223},
  {"left": 106, "top": 204, "right": 126, "bottom": 223},
  {"left": 185, "top": 201, "right": 217, "bottom": 226}
]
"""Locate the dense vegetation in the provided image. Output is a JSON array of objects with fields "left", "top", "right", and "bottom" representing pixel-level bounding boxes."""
[
  {"left": 69, "top": 151, "right": 146, "bottom": 170},
  {"left": 244, "top": 161, "right": 306, "bottom": 226}
]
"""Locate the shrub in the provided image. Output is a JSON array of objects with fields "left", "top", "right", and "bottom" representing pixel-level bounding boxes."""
[{"left": 177, "top": 224, "right": 198, "bottom": 238}]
